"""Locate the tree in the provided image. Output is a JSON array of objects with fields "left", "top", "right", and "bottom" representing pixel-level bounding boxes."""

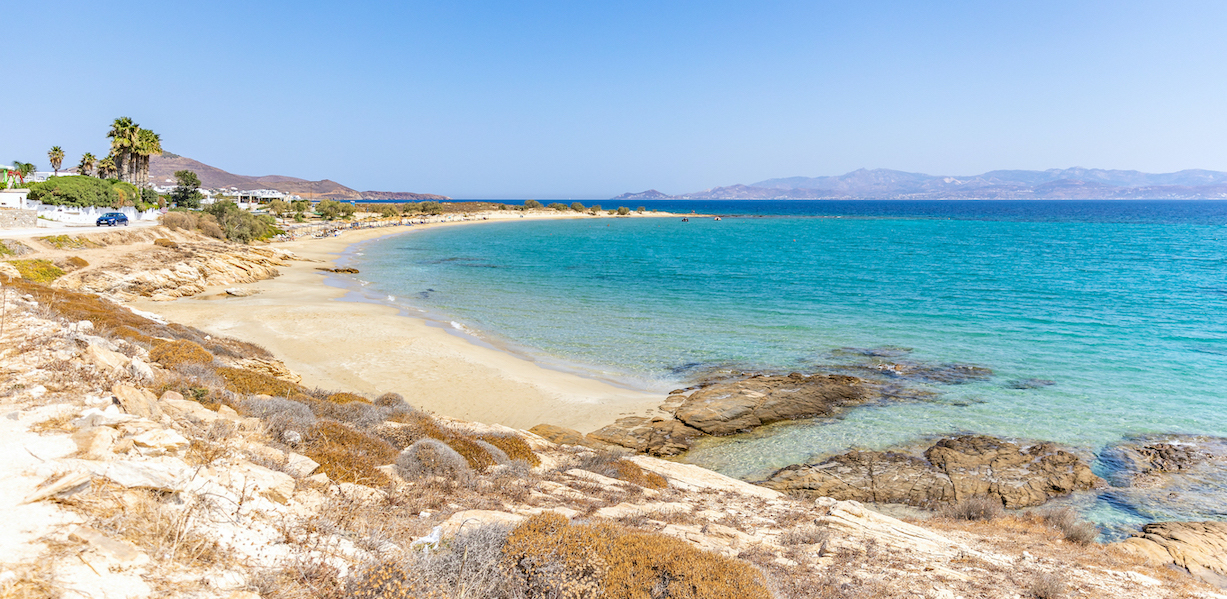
[
  {"left": 316, "top": 199, "right": 342, "bottom": 220},
  {"left": 134, "top": 129, "right": 162, "bottom": 187},
  {"left": 97, "top": 156, "right": 116, "bottom": 179},
  {"left": 571, "top": 202, "right": 585, "bottom": 212},
  {"left": 268, "top": 199, "right": 290, "bottom": 217},
  {"left": 78, "top": 153, "right": 97, "bottom": 177},
  {"left": 291, "top": 199, "right": 310, "bottom": 213},
  {"left": 172, "top": 169, "right": 203, "bottom": 208},
  {"left": 26, "top": 176, "right": 119, "bottom": 207},
  {"left": 10, "top": 161, "right": 36, "bottom": 185},
  {"left": 107, "top": 117, "right": 138, "bottom": 184},
  {"left": 204, "top": 200, "right": 277, "bottom": 243},
  {"left": 524, "top": 199, "right": 543, "bottom": 209},
  {"left": 617, "top": 206, "right": 630, "bottom": 215},
  {"left": 48, "top": 147, "right": 64, "bottom": 175}
]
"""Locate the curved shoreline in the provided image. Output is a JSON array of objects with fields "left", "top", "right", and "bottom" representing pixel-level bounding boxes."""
[{"left": 130, "top": 211, "right": 681, "bottom": 432}]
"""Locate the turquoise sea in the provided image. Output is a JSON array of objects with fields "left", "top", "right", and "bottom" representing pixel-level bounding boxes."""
[{"left": 346, "top": 200, "right": 1227, "bottom": 532}]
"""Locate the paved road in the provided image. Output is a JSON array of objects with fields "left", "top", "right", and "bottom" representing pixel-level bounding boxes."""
[{"left": 0, "top": 219, "right": 161, "bottom": 239}]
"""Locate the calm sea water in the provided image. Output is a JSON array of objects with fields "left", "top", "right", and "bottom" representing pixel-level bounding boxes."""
[{"left": 349, "top": 200, "right": 1227, "bottom": 529}]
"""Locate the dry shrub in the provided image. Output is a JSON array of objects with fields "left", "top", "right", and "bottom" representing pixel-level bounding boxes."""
[
  {"left": 303, "top": 420, "right": 396, "bottom": 486},
  {"left": 160, "top": 212, "right": 198, "bottom": 231},
  {"left": 504, "top": 513, "right": 770, "bottom": 599},
  {"left": 443, "top": 435, "right": 498, "bottom": 471},
  {"left": 80, "top": 486, "right": 229, "bottom": 569},
  {"left": 396, "top": 439, "right": 472, "bottom": 481},
  {"left": 218, "top": 366, "right": 306, "bottom": 396},
  {"left": 65, "top": 255, "right": 89, "bottom": 269},
  {"left": 347, "top": 562, "right": 444, "bottom": 599},
  {"left": 250, "top": 556, "right": 345, "bottom": 599},
  {"left": 478, "top": 433, "right": 542, "bottom": 467},
  {"left": 327, "top": 392, "right": 370, "bottom": 404},
  {"left": 1030, "top": 572, "right": 1065, "bottom": 599},
  {"left": 475, "top": 439, "right": 511, "bottom": 464},
  {"left": 240, "top": 396, "right": 318, "bottom": 440},
  {"left": 149, "top": 339, "right": 214, "bottom": 368},
  {"left": 153, "top": 238, "right": 179, "bottom": 248},
  {"left": 1039, "top": 508, "right": 1098, "bottom": 544},
  {"left": 374, "top": 392, "right": 409, "bottom": 408},
  {"left": 200, "top": 335, "right": 273, "bottom": 360},
  {"left": 779, "top": 525, "right": 830, "bottom": 546},
  {"left": 579, "top": 450, "right": 666, "bottom": 489},
  {"left": 30, "top": 411, "right": 76, "bottom": 434},
  {"left": 940, "top": 496, "right": 1004, "bottom": 521},
  {"left": 199, "top": 215, "right": 225, "bottom": 239}
]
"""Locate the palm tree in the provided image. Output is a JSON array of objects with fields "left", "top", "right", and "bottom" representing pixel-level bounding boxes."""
[
  {"left": 107, "top": 117, "right": 138, "bottom": 184},
  {"left": 98, "top": 156, "right": 116, "bottom": 179},
  {"left": 48, "top": 146, "right": 65, "bottom": 175},
  {"left": 78, "top": 152, "right": 97, "bottom": 177},
  {"left": 10, "top": 161, "right": 36, "bottom": 185},
  {"left": 135, "top": 129, "right": 162, "bottom": 187}
]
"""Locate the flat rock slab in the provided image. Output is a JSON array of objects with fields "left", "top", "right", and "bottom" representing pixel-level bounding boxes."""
[
  {"left": 1116, "top": 521, "right": 1227, "bottom": 588},
  {"left": 763, "top": 435, "right": 1099, "bottom": 508}
]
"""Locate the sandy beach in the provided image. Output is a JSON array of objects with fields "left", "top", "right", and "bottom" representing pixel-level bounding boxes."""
[{"left": 130, "top": 211, "right": 676, "bottom": 433}]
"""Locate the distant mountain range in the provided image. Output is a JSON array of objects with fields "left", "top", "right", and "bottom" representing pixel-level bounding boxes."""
[
  {"left": 148, "top": 153, "right": 449, "bottom": 201},
  {"left": 613, "top": 168, "right": 1227, "bottom": 201}
]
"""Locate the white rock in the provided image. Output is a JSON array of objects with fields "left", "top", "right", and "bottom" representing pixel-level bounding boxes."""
[
  {"left": 128, "top": 358, "right": 154, "bottom": 382},
  {"left": 84, "top": 344, "right": 130, "bottom": 373},
  {"left": 441, "top": 510, "right": 525, "bottom": 538},
  {"left": 283, "top": 452, "right": 320, "bottom": 478},
  {"left": 69, "top": 525, "right": 150, "bottom": 567},
  {"left": 112, "top": 384, "right": 162, "bottom": 420},
  {"left": 629, "top": 455, "right": 783, "bottom": 500},
  {"left": 130, "top": 429, "right": 190, "bottom": 456},
  {"left": 72, "top": 426, "right": 119, "bottom": 460},
  {"left": 72, "top": 407, "right": 138, "bottom": 429},
  {"left": 217, "top": 461, "right": 296, "bottom": 504}
]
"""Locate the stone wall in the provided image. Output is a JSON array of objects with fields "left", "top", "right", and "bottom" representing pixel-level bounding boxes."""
[{"left": 0, "top": 209, "right": 36, "bottom": 229}]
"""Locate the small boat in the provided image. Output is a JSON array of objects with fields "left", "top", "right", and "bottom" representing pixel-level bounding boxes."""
[{"left": 682, "top": 218, "right": 689, "bottom": 222}]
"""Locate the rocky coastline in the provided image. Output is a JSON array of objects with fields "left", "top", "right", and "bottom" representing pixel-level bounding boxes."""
[{"left": 1, "top": 224, "right": 1225, "bottom": 597}]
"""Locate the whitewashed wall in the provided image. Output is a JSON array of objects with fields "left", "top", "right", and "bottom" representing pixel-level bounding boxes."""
[{"left": 30, "top": 201, "right": 162, "bottom": 224}]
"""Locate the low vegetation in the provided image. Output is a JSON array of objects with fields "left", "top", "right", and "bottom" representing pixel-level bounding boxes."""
[{"left": 6, "top": 259, "right": 65, "bottom": 283}]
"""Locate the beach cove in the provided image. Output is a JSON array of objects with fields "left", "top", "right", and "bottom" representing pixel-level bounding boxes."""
[{"left": 131, "top": 210, "right": 682, "bottom": 433}]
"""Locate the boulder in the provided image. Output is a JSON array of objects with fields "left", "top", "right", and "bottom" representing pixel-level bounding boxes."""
[
  {"left": 587, "top": 416, "right": 703, "bottom": 456},
  {"left": 763, "top": 435, "right": 1099, "bottom": 508},
  {"left": 84, "top": 344, "right": 130, "bottom": 373},
  {"left": 128, "top": 357, "right": 155, "bottom": 382},
  {"left": 112, "top": 384, "right": 162, "bottom": 420},
  {"left": 217, "top": 462, "right": 296, "bottom": 504},
  {"left": 72, "top": 426, "right": 119, "bottom": 460},
  {"left": 529, "top": 423, "right": 589, "bottom": 446},
  {"left": 159, "top": 395, "right": 220, "bottom": 426},
  {"left": 284, "top": 452, "right": 320, "bottom": 478},
  {"left": 674, "top": 373, "right": 871, "bottom": 435},
  {"left": 1115, "top": 521, "right": 1227, "bottom": 588},
  {"left": 130, "top": 429, "right": 190, "bottom": 456}
]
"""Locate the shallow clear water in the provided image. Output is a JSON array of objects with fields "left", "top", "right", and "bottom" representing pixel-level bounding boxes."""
[{"left": 351, "top": 200, "right": 1227, "bottom": 530}]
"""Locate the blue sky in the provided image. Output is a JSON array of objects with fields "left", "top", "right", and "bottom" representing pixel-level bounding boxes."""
[{"left": 6, "top": 1, "right": 1227, "bottom": 198}]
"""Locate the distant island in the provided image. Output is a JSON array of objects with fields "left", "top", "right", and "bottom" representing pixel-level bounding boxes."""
[
  {"left": 149, "top": 153, "right": 449, "bottom": 201},
  {"left": 614, "top": 167, "right": 1227, "bottom": 200}
]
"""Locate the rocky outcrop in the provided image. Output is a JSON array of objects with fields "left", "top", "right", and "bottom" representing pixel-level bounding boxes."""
[
  {"left": 763, "top": 435, "right": 1100, "bottom": 508},
  {"left": 673, "top": 373, "right": 872, "bottom": 435},
  {"left": 587, "top": 416, "right": 703, "bottom": 456},
  {"left": 1116, "top": 521, "right": 1227, "bottom": 588},
  {"left": 53, "top": 242, "right": 297, "bottom": 301}
]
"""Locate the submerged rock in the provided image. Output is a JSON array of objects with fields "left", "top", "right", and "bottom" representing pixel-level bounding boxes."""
[
  {"left": 673, "top": 373, "right": 872, "bottom": 436},
  {"left": 763, "top": 435, "right": 1100, "bottom": 508},
  {"left": 1098, "top": 435, "right": 1227, "bottom": 522}
]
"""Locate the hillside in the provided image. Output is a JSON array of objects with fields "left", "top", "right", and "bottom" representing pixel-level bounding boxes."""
[
  {"left": 617, "top": 167, "right": 1227, "bottom": 200},
  {"left": 148, "top": 153, "right": 449, "bottom": 201}
]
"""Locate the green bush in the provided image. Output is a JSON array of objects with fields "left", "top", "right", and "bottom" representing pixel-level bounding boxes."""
[
  {"left": 524, "top": 199, "right": 542, "bottom": 209},
  {"left": 617, "top": 206, "right": 630, "bottom": 215},
  {"left": 203, "top": 201, "right": 282, "bottom": 243},
  {"left": 26, "top": 176, "right": 118, "bottom": 207},
  {"left": 571, "top": 202, "right": 585, "bottom": 212},
  {"left": 548, "top": 203, "right": 568, "bottom": 211}
]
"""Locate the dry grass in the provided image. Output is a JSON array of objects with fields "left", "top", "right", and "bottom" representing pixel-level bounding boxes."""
[
  {"left": 779, "top": 524, "right": 830, "bottom": 546},
  {"left": 6, "top": 259, "right": 65, "bottom": 283},
  {"left": 1039, "top": 508, "right": 1099, "bottom": 544},
  {"left": 29, "top": 411, "right": 76, "bottom": 434},
  {"left": 64, "top": 256, "right": 88, "bottom": 269},
  {"left": 149, "top": 339, "right": 214, "bottom": 368},
  {"left": 325, "top": 392, "right": 369, "bottom": 404},
  {"left": 153, "top": 238, "right": 179, "bottom": 248},
  {"left": 36, "top": 235, "right": 93, "bottom": 250},
  {"left": 578, "top": 450, "right": 667, "bottom": 489},
  {"left": 0, "top": 560, "right": 58, "bottom": 599},
  {"left": 1030, "top": 572, "right": 1066, "bottom": 599},
  {"left": 940, "top": 496, "right": 1005, "bottom": 521}
]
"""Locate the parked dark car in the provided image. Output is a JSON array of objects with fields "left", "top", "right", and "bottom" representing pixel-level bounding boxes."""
[{"left": 96, "top": 212, "right": 129, "bottom": 226}]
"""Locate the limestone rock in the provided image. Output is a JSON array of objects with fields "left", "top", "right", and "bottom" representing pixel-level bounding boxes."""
[
  {"left": 71, "top": 407, "right": 138, "bottom": 429},
  {"left": 1116, "top": 521, "right": 1227, "bottom": 588},
  {"left": 284, "top": 452, "right": 320, "bottom": 478},
  {"left": 72, "top": 426, "right": 119, "bottom": 460},
  {"left": 69, "top": 525, "right": 150, "bottom": 567},
  {"left": 587, "top": 416, "right": 703, "bottom": 456},
  {"left": 763, "top": 435, "right": 1099, "bottom": 508},
  {"left": 441, "top": 510, "right": 525, "bottom": 538},
  {"left": 529, "top": 423, "right": 589, "bottom": 446},
  {"left": 112, "top": 384, "right": 162, "bottom": 420},
  {"left": 128, "top": 357, "right": 154, "bottom": 382},
  {"left": 629, "top": 455, "right": 784, "bottom": 500},
  {"left": 84, "top": 344, "right": 130, "bottom": 373},
  {"left": 22, "top": 471, "right": 92, "bottom": 503},
  {"left": 813, "top": 498, "right": 1007, "bottom": 566},
  {"left": 159, "top": 396, "right": 220, "bottom": 426},
  {"left": 235, "top": 357, "right": 301, "bottom": 384},
  {"left": 674, "top": 373, "right": 872, "bottom": 435},
  {"left": 130, "top": 429, "right": 190, "bottom": 456},
  {"left": 219, "top": 462, "right": 296, "bottom": 504},
  {"left": 225, "top": 287, "right": 260, "bottom": 297}
]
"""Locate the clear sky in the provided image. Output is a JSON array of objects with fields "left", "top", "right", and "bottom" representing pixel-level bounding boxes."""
[{"left": 6, "top": 1, "right": 1227, "bottom": 198}]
